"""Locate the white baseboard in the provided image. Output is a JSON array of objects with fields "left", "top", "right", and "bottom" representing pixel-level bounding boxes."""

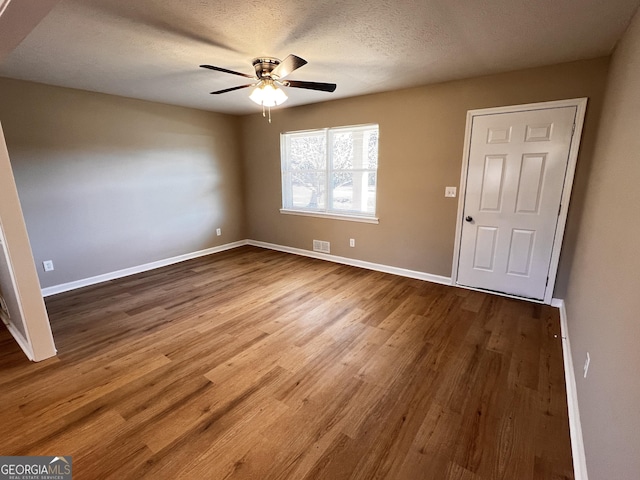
[
  {"left": 247, "top": 240, "right": 452, "bottom": 286},
  {"left": 552, "top": 298, "right": 588, "bottom": 480},
  {"left": 41, "top": 239, "right": 452, "bottom": 298},
  {"left": 41, "top": 240, "right": 248, "bottom": 297}
]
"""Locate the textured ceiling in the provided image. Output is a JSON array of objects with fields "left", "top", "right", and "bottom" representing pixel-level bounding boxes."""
[{"left": 1, "top": 0, "right": 639, "bottom": 114}]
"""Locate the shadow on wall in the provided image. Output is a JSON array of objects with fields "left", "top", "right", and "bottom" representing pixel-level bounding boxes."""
[{"left": 0, "top": 77, "right": 245, "bottom": 291}]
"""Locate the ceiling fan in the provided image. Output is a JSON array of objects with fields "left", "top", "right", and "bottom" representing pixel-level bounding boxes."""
[{"left": 200, "top": 54, "right": 337, "bottom": 121}]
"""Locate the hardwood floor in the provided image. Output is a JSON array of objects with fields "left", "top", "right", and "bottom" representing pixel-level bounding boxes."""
[{"left": 0, "top": 246, "right": 574, "bottom": 479}]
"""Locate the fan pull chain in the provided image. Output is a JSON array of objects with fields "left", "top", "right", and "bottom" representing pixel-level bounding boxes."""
[{"left": 260, "top": 103, "right": 272, "bottom": 123}]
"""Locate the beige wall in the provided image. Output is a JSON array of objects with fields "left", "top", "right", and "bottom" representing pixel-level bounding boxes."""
[
  {"left": 0, "top": 78, "right": 245, "bottom": 289},
  {"left": 241, "top": 58, "right": 609, "bottom": 293},
  {"left": 564, "top": 8, "right": 640, "bottom": 479}
]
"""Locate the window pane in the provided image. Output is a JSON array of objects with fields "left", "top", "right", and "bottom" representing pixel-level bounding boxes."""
[
  {"left": 291, "top": 172, "right": 326, "bottom": 209},
  {"left": 331, "top": 127, "right": 378, "bottom": 170},
  {"left": 287, "top": 133, "right": 326, "bottom": 170},
  {"left": 366, "top": 172, "right": 377, "bottom": 213},
  {"left": 331, "top": 172, "right": 376, "bottom": 215},
  {"left": 332, "top": 132, "right": 353, "bottom": 169},
  {"left": 281, "top": 125, "right": 378, "bottom": 218},
  {"left": 367, "top": 129, "right": 379, "bottom": 169}
]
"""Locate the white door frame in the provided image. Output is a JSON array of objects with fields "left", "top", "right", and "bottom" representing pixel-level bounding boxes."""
[
  {"left": 0, "top": 219, "right": 34, "bottom": 359},
  {"left": 451, "top": 98, "right": 588, "bottom": 304}
]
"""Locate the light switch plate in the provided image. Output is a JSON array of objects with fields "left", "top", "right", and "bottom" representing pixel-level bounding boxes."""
[{"left": 445, "top": 186, "right": 457, "bottom": 198}]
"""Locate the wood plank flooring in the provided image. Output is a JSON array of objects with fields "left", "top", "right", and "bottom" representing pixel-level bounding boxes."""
[{"left": 0, "top": 246, "right": 574, "bottom": 479}]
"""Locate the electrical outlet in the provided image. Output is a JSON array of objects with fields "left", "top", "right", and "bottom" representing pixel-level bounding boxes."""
[
  {"left": 349, "top": 238, "right": 355, "bottom": 247},
  {"left": 583, "top": 352, "right": 591, "bottom": 378},
  {"left": 216, "top": 228, "right": 221, "bottom": 236},
  {"left": 445, "top": 186, "right": 457, "bottom": 197},
  {"left": 43, "top": 260, "right": 54, "bottom": 272}
]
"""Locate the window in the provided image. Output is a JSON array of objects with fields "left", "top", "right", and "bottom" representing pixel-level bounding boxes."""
[{"left": 280, "top": 124, "right": 379, "bottom": 222}]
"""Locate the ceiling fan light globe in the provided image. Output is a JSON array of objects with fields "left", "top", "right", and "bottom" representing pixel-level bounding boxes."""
[
  {"left": 249, "top": 82, "right": 288, "bottom": 107},
  {"left": 249, "top": 86, "right": 264, "bottom": 105},
  {"left": 261, "top": 83, "right": 277, "bottom": 107},
  {"left": 273, "top": 87, "right": 288, "bottom": 105}
]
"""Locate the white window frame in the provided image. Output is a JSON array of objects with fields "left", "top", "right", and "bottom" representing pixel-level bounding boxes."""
[{"left": 280, "top": 124, "right": 379, "bottom": 224}]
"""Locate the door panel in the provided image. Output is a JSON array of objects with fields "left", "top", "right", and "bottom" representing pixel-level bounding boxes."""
[
  {"left": 506, "top": 229, "right": 535, "bottom": 276},
  {"left": 515, "top": 154, "right": 545, "bottom": 213},
  {"left": 479, "top": 155, "right": 506, "bottom": 211},
  {"left": 473, "top": 226, "right": 498, "bottom": 271},
  {"left": 457, "top": 106, "right": 576, "bottom": 300}
]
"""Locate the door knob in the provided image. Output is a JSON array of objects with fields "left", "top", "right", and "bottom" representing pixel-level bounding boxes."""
[{"left": 465, "top": 216, "right": 473, "bottom": 222}]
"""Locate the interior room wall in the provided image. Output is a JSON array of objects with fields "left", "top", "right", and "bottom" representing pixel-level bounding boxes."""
[
  {"left": 563, "top": 7, "right": 640, "bottom": 478},
  {"left": 0, "top": 78, "right": 245, "bottom": 289},
  {"left": 241, "top": 57, "right": 609, "bottom": 294}
]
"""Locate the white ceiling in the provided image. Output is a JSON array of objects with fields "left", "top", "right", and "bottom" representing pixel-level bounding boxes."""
[{"left": 1, "top": 0, "right": 639, "bottom": 115}]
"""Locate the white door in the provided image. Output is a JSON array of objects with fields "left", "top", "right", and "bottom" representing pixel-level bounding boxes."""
[{"left": 456, "top": 105, "right": 578, "bottom": 301}]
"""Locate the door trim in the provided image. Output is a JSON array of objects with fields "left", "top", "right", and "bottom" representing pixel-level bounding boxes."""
[{"left": 451, "top": 98, "right": 588, "bottom": 304}]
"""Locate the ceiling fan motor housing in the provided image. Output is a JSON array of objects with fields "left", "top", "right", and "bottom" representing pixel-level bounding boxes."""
[{"left": 253, "top": 57, "right": 281, "bottom": 79}]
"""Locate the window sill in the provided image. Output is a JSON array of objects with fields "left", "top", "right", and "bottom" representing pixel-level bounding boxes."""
[{"left": 279, "top": 209, "right": 379, "bottom": 224}]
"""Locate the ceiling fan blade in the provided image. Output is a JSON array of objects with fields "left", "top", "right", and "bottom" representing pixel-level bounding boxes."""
[
  {"left": 200, "top": 65, "right": 254, "bottom": 78},
  {"left": 285, "top": 80, "right": 337, "bottom": 92},
  {"left": 210, "top": 84, "right": 253, "bottom": 94},
  {"left": 271, "top": 55, "right": 307, "bottom": 79}
]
